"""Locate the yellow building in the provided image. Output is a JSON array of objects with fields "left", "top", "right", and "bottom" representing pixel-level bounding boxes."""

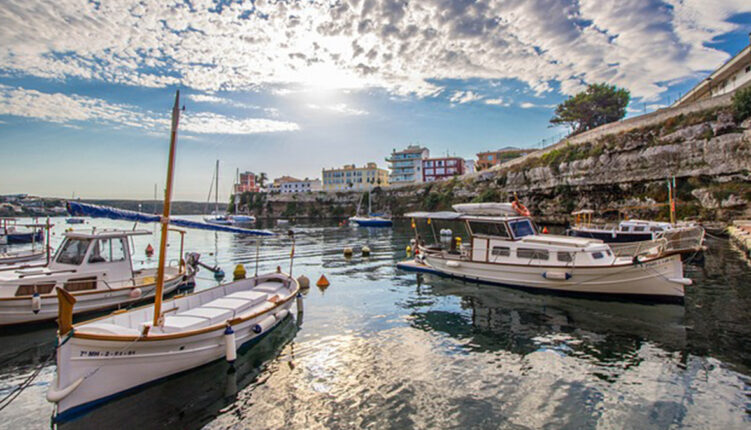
[{"left": 322, "top": 162, "right": 389, "bottom": 192}]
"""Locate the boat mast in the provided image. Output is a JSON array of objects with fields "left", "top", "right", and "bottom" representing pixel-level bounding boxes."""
[
  {"left": 235, "top": 168, "right": 239, "bottom": 214},
  {"left": 215, "top": 160, "right": 220, "bottom": 215},
  {"left": 152, "top": 90, "right": 181, "bottom": 327},
  {"left": 368, "top": 180, "right": 372, "bottom": 216}
]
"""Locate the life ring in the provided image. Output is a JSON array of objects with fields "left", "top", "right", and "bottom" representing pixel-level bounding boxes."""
[{"left": 512, "top": 201, "right": 531, "bottom": 217}]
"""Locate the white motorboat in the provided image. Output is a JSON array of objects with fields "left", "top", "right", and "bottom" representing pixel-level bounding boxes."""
[
  {"left": 0, "top": 220, "right": 53, "bottom": 266},
  {"left": 398, "top": 203, "right": 697, "bottom": 302},
  {"left": 47, "top": 91, "right": 301, "bottom": 421},
  {"left": 0, "top": 228, "right": 193, "bottom": 326}
]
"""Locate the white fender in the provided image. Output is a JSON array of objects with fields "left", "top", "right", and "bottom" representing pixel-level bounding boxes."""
[
  {"left": 46, "top": 375, "right": 84, "bottom": 403},
  {"left": 224, "top": 326, "right": 237, "bottom": 363},
  {"left": 542, "top": 271, "right": 571, "bottom": 281},
  {"left": 446, "top": 261, "right": 461, "bottom": 268},
  {"left": 275, "top": 309, "right": 289, "bottom": 321},
  {"left": 252, "top": 315, "right": 276, "bottom": 334},
  {"left": 668, "top": 277, "right": 692, "bottom": 286}
]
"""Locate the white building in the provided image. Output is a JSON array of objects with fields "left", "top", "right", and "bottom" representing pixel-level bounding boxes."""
[
  {"left": 674, "top": 34, "right": 751, "bottom": 107},
  {"left": 386, "top": 145, "right": 430, "bottom": 186},
  {"left": 280, "top": 178, "right": 321, "bottom": 194},
  {"left": 464, "top": 159, "right": 476, "bottom": 174}
]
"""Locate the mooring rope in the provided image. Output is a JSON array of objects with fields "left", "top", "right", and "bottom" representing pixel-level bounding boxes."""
[{"left": 0, "top": 350, "right": 55, "bottom": 413}]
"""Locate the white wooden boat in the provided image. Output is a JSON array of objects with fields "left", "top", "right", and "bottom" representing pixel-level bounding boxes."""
[
  {"left": 399, "top": 205, "right": 696, "bottom": 302},
  {"left": 47, "top": 91, "right": 301, "bottom": 421},
  {"left": 0, "top": 228, "right": 192, "bottom": 326},
  {"left": 567, "top": 210, "right": 705, "bottom": 246}
]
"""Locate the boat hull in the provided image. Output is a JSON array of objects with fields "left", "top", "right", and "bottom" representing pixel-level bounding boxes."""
[
  {"left": 350, "top": 217, "right": 392, "bottom": 227},
  {"left": 399, "top": 254, "right": 687, "bottom": 302},
  {"left": 0, "top": 272, "right": 187, "bottom": 326},
  {"left": 0, "top": 249, "right": 46, "bottom": 265}
]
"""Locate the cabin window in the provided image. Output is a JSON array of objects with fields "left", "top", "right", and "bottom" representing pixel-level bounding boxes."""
[
  {"left": 491, "top": 246, "right": 510, "bottom": 257},
  {"left": 508, "top": 219, "right": 536, "bottom": 238},
  {"left": 649, "top": 227, "right": 661, "bottom": 232},
  {"left": 55, "top": 238, "right": 91, "bottom": 265},
  {"left": 557, "top": 252, "right": 573, "bottom": 262},
  {"left": 633, "top": 226, "right": 645, "bottom": 232},
  {"left": 89, "top": 238, "right": 126, "bottom": 263},
  {"left": 620, "top": 226, "right": 630, "bottom": 232},
  {"left": 592, "top": 252, "right": 604, "bottom": 259},
  {"left": 469, "top": 222, "right": 510, "bottom": 238},
  {"left": 65, "top": 277, "right": 98, "bottom": 292},
  {"left": 15, "top": 283, "right": 56, "bottom": 296},
  {"left": 517, "top": 248, "right": 549, "bottom": 260}
]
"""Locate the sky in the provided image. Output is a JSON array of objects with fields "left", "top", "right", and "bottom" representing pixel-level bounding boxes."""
[{"left": 0, "top": 0, "right": 750, "bottom": 201}]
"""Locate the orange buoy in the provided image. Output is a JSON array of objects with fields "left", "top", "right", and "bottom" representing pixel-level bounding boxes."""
[
  {"left": 145, "top": 243, "right": 154, "bottom": 257},
  {"left": 542, "top": 226, "right": 549, "bottom": 234},
  {"left": 316, "top": 274, "right": 330, "bottom": 288}
]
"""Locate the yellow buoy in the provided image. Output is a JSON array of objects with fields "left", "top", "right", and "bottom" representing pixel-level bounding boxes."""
[
  {"left": 233, "top": 264, "right": 246, "bottom": 281},
  {"left": 343, "top": 247, "right": 353, "bottom": 257},
  {"left": 362, "top": 245, "right": 371, "bottom": 257},
  {"left": 406, "top": 245, "right": 412, "bottom": 257},
  {"left": 316, "top": 274, "right": 330, "bottom": 288}
]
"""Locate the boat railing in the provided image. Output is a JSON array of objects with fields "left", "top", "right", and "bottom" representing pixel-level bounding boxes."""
[{"left": 609, "top": 226, "right": 705, "bottom": 258}]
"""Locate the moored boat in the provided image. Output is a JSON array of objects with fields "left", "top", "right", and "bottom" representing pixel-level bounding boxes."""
[
  {"left": 349, "top": 186, "right": 392, "bottom": 227},
  {"left": 0, "top": 228, "right": 193, "bottom": 326},
  {"left": 397, "top": 203, "right": 697, "bottom": 302},
  {"left": 567, "top": 209, "right": 705, "bottom": 245},
  {"left": 1, "top": 218, "right": 44, "bottom": 244}
]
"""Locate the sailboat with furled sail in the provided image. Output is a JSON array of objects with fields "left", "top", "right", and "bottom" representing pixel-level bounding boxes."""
[{"left": 47, "top": 91, "right": 302, "bottom": 421}]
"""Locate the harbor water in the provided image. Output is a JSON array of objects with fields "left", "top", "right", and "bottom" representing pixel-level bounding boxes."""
[{"left": 0, "top": 217, "right": 749, "bottom": 429}]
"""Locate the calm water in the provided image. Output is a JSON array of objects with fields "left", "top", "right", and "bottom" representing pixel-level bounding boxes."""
[{"left": 0, "top": 217, "right": 749, "bottom": 429}]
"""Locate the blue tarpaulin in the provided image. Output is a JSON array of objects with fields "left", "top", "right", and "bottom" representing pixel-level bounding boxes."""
[{"left": 67, "top": 201, "right": 274, "bottom": 236}]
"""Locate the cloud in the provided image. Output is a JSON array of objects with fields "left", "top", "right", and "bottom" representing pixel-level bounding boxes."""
[
  {"left": 0, "top": 85, "right": 299, "bottom": 134},
  {"left": 307, "top": 103, "right": 369, "bottom": 116},
  {"left": 449, "top": 90, "right": 483, "bottom": 104},
  {"left": 520, "top": 102, "right": 556, "bottom": 109},
  {"left": 0, "top": 0, "right": 747, "bottom": 102},
  {"left": 484, "top": 98, "right": 510, "bottom": 107}
]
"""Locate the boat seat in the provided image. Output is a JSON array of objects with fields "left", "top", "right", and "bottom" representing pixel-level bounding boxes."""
[
  {"left": 161, "top": 316, "right": 210, "bottom": 333},
  {"left": 203, "top": 297, "right": 254, "bottom": 315},
  {"left": 227, "top": 290, "right": 268, "bottom": 305},
  {"left": 77, "top": 323, "right": 141, "bottom": 337},
  {"left": 253, "top": 282, "right": 286, "bottom": 295},
  {"left": 178, "top": 307, "right": 232, "bottom": 325}
]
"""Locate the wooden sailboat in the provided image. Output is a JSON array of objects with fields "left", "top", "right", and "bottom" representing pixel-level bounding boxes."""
[{"left": 47, "top": 91, "right": 301, "bottom": 421}]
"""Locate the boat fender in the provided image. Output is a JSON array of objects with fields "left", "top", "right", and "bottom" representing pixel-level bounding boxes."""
[
  {"left": 233, "top": 264, "right": 246, "bottom": 281},
  {"left": 406, "top": 245, "right": 412, "bottom": 257},
  {"left": 275, "top": 309, "right": 290, "bottom": 321},
  {"left": 129, "top": 288, "right": 142, "bottom": 299},
  {"left": 446, "top": 261, "right": 461, "bottom": 268},
  {"left": 542, "top": 271, "right": 571, "bottom": 281},
  {"left": 214, "top": 268, "right": 225, "bottom": 282},
  {"left": 31, "top": 292, "right": 41, "bottom": 314},
  {"left": 224, "top": 325, "right": 236, "bottom": 364},
  {"left": 46, "top": 375, "right": 85, "bottom": 403},
  {"left": 252, "top": 315, "right": 276, "bottom": 334},
  {"left": 296, "top": 292, "right": 304, "bottom": 314}
]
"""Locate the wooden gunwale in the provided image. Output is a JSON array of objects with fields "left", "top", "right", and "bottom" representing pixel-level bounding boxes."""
[{"left": 69, "top": 273, "right": 299, "bottom": 342}]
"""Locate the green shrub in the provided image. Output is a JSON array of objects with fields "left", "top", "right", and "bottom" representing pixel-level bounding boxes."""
[{"left": 732, "top": 87, "right": 751, "bottom": 122}]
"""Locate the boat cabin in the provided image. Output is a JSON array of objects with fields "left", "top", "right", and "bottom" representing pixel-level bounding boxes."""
[{"left": 408, "top": 210, "right": 619, "bottom": 268}]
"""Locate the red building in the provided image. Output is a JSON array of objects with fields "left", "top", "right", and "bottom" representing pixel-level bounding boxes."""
[
  {"left": 422, "top": 157, "right": 465, "bottom": 182},
  {"left": 234, "top": 171, "right": 260, "bottom": 193}
]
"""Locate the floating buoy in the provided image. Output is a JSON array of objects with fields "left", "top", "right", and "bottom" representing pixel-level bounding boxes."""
[
  {"left": 542, "top": 226, "right": 549, "bottom": 234},
  {"left": 224, "top": 325, "right": 237, "bottom": 364},
  {"left": 145, "top": 244, "right": 154, "bottom": 257},
  {"left": 233, "top": 264, "right": 246, "bottom": 281},
  {"left": 129, "top": 288, "right": 142, "bottom": 299},
  {"left": 406, "top": 245, "right": 412, "bottom": 257},
  {"left": 214, "top": 269, "right": 225, "bottom": 282},
  {"left": 362, "top": 245, "right": 371, "bottom": 257},
  {"left": 297, "top": 275, "right": 310, "bottom": 289},
  {"left": 316, "top": 274, "right": 330, "bottom": 288},
  {"left": 31, "top": 293, "right": 41, "bottom": 314},
  {"left": 343, "top": 247, "right": 353, "bottom": 257}
]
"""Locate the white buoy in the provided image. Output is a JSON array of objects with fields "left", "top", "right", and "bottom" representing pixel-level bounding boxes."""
[
  {"left": 296, "top": 293, "right": 304, "bottom": 314},
  {"left": 31, "top": 293, "right": 41, "bottom": 314},
  {"left": 297, "top": 275, "right": 310, "bottom": 289},
  {"left": 362, "top": 245, "right": 371, "bottom": 257},
  {"left": 129, "top": 288, "right": 142, "bottom": 299},
  {"left": 224, "top": 325, "right": 237, "bottom": 363}
]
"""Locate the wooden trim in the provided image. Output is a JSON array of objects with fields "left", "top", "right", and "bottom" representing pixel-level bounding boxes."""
[{"left": 0, "top": 267, "right": 185, "bottom": 301}]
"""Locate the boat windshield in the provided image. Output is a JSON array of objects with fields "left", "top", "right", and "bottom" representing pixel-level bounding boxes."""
[
  {"left": 508, "top": 219, "right": 536, "bottom": 238},
  {"left": 55, "top": 238, "right": 91, "bottom": 265}
]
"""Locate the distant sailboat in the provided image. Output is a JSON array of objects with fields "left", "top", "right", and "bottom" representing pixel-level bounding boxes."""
[
  {"left": 204, "top": 160, "right": 232, "bottom": 225},
  {"left": 349, "top": 182, "right": 392, "bottom": 227}
]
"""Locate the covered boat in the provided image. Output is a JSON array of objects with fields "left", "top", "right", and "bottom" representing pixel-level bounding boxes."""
[
  {"left": 47, "top": 91, "right": 302, "bottom": 421},
  {"left": 0, "top": 218, "right": 44, "bottom": 244},
  {"left": 397, "top": 203, "right": 698, "bottom": 302},
  {"left": 0, "top": 228, "right": 193, "bottom": 326}
]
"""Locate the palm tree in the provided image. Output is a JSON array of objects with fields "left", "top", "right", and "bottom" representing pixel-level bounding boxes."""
[{"left": 256, "top": 172, "right": 268, "bottom": 188}]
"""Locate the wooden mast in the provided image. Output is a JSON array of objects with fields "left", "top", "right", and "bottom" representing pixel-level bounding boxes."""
[{"left": 153, "top": 90, "right": 181, "bottom": 327}]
